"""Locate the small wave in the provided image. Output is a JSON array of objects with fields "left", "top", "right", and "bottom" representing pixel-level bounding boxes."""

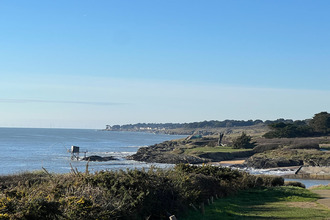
[
  {"left": 242, "top": 167, "right": 297, "bottom": 176},
  {"left": 120, "top": 145, "right": 147, "bottom": 148}
]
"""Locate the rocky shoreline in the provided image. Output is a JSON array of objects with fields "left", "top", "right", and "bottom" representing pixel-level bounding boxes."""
[{"left": 128, "top": 136, "right": 330, "bottom": 171}]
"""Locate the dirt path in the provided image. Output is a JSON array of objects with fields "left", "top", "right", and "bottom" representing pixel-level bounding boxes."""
[{"left": 312, "top": 190, "right": 330, "bottom": 209}]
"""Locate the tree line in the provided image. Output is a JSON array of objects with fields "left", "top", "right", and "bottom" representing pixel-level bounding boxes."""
[
  {"left": 263, "top": 112, "right": 330, "bottom": 138},
  {"left": 108, "top": 119, "right": 297, "bottom": 130}
]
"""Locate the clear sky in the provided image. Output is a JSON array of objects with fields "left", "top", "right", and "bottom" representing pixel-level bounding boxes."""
[{"left": 1, "top": 0, "right": 330, "bottom": 129}]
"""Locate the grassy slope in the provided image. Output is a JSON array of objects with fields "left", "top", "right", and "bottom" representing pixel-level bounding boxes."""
[
  {"left": 250, "top": 148, "right": 330, "bottom": 163},
  {"left": 180, "top": 187, "right": 330, "bottom": 220},
  {"left": 184, "top": 146, "right": 252, "bottom": 155}
]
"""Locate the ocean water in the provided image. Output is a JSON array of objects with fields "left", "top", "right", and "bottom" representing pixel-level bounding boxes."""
[{"left": 0, "top": 128, "right": 184, "bottom": 175}]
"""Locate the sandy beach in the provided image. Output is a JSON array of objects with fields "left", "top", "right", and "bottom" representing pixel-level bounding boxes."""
[{"left": 218, "top": 159, "right": 245, "bottom": 165}]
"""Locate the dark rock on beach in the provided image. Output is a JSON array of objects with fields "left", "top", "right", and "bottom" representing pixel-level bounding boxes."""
[{"left": 82, "top": 155, "right": 117, "bottom": 162}]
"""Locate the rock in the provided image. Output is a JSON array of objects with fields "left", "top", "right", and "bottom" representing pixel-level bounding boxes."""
[
  {"left": 82, "top": 155, "right": 117, "bottom": 162},
  {"left": 244, "top": 156, "right": 303, "bottom": 169},
  {"left": 127, "top": 141, "right": 210, "bottom": 164},
  {"left": 198, "top": 151, "right": 254, "bottom": 162}
]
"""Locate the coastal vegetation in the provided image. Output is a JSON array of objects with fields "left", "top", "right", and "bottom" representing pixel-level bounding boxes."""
[
  {"left": 0, "top": 165, "right": 284, "bottom": 220},
  {"left": 232, "top": 132, "right": 256, "bottom": 149},
  {"left": 263, "top": 112, "right": 330, "bottom": 138}
]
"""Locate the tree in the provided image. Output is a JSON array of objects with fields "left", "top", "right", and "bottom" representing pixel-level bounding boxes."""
[
  {"left": 309, "top": 112, "right": 330, "bottom": 135},
  {"left": 232, "top": 132, "right": 256, "bottom": 149}
]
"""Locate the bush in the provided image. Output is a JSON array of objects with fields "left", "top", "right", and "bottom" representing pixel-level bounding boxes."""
[
  {"left": 284, "top": 181, "right": 306, "bottom": 188},
  {"left": 254, "top": 175, "right": 284, "bottom": 187},
  {"left": 0, "top": 165, "right": 285, "bottom": 219},
  {"left": 232, "top": 132, "right": 256, "bottom": 149}
]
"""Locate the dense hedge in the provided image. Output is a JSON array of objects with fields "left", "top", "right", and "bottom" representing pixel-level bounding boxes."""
[{"left": 0, "top": 165, "right": 283, "bottom": 220}]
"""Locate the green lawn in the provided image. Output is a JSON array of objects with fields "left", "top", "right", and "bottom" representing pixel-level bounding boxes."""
[
  {"left": 311, "top": 184, "right": 330, "bottom": 190},
  {"left": 180, "top": 187, "right": 330, "bottom": 220},
  {"left": 184, "top": 146, "right": 252, "bottom": 155}
]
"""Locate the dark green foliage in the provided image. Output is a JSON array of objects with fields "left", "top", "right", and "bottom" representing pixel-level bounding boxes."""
[
  {"left": 263, "top": 122, "right": 313, "bottom": 138},
  {"left": 23, "top": 198, "right": 61, "bottom": 220},
  {"left": 263, "top": 112, "right": 330, "bottom": 138},
  {"left": 232, "top": 132, "right": 256, "bottom": 149},
  {"left": 0, "top": 166, "right": 284, "bottom": 220},
  {"left": 113, "top": 119, "right": 265, "bottom": 130},
  {"left": 309, "top": 111, "right": 330, "bottom": 135},
  {"left": 284, "top": 181, "right": 306, "bottom": 188}
]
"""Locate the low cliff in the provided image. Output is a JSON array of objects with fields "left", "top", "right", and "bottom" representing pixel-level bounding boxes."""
[
  {"left": 127, "top": 140, "right": 209, "bottom": 164},
  {"left": 127, "top": 137, "right": 252, "bottom": 164},
  {"left": 245, "top": 149, "right": 330, "bottom": 169}
]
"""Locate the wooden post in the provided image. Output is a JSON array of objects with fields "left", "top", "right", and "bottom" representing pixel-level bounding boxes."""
[
  {"left": 207, "top": 199, "right": 211, "bottom": 205},
  {"left": 211, "top": 196, "right": 214, "bottom": 204},
  {"left": 218, "top": 133, "right": 224, "bottom": 146}
]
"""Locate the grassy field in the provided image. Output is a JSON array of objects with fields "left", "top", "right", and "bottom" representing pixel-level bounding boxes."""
[
  {"left": 184, "top": 146, "right": 253, "bottom": 155},
  {"left": 180, "top": 186, "right": 330, "bottom": 220}
]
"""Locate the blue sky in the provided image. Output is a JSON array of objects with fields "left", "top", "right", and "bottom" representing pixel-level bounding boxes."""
[{"left": 1, "top": 0, "right": 330, "bottom": 128}]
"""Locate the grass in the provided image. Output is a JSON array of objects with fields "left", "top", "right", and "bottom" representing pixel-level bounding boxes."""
[
  {"left": 180, "top": 186, "right": 330, "bottom": 220},
  {"left": 184, "top": 146, "right": 253, "bottom": 155},
  {"left": 310, "top": 184, "right": 330, "bottom": 190}
]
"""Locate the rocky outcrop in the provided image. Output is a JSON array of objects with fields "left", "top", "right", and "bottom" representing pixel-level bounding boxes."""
[
  {"left": 283, "top": 166, "right": 330, "bottom": 180},
  {"left": 128, "top": 136, "right": 330, "bottom": 168},
  {"left": 127, "top": 141, "right": 209, "bottom": 164},
  {"left": 245, "top": 149, "right": 330, "bottom": 169},
  {"left": 245, "top": 157, "right": 303, "bottom": 169},
  {"left": 198, "top": 151, "right": 254, "bottom": 162},
  {"left": 127, "top": 137, "right": 252, "bottom": 164},
  {"left": 82, "top": 155, "right": 117, "bottom": 162}
]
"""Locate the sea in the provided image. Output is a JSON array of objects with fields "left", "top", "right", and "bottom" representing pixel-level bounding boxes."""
[
  {"left": 0, "top": 127, "right": 328, "bottom": 188},
  {"left": 0, "top": 127, "right": 184, "bottom": 175}
]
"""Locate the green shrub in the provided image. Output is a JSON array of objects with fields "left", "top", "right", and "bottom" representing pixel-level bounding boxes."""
[
  {"left": 0, "top": 165, "right": 285, "bottom": 219},
  {"left": 284, "top": 181, "right": 306, "bottom": 188},
  {"left": 254, "top": 175, "right": 284, "bottom": 187},
  {"left": 232, "top": 132, "right": 256, "bottom": 149}
]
